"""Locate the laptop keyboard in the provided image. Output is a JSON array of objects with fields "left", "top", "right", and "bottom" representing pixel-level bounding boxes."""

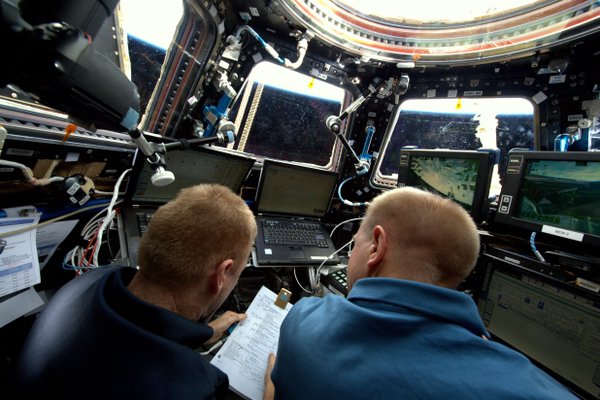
[
  {"left": 136, "top": 212, "right": 154, "bottom": 235},
  {"left": 261, "top": 219, "right": 329, "bottom": 247}
]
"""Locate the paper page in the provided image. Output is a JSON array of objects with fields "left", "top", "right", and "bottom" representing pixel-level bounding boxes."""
[
  {"left": 211, "top": 286, "right": 292, "bottom": 400},
  {"left": 0, "top": 215, "right": 41, "bottom": 298},
  {"left": 36, "top": 220, "right": 79, "bottom": 269},
  {"left": 0, "top": 287, "right": 45, "bottom": 328}
]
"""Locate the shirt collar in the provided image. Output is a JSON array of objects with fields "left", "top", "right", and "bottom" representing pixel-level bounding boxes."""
[
  {"left": 348, "top": 277, "right": 489, "bottom": 337},
  {"left": 105, "top": 267, "right": 214, "bottom": 348}
]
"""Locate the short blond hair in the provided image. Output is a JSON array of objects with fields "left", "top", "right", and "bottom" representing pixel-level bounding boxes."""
[
  {"left": 363, "top": 187, "right": 480, "bottom": 286},
  {"left": 137, "top": 184, "right": 257, "bottom": 286}
]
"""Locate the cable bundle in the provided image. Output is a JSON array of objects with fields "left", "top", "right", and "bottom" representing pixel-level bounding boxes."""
[{"left": 63, "top": 169, "right": 131, "bottom": 273}]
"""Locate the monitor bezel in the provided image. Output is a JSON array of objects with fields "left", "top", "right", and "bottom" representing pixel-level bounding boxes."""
[
  {"left": 494, "top": 150, "right": 600, "bottom": 248},
  {"left": 255, "top": 159, "right": 339, "bottom": 218},
  {"left": 396, "top": 149, "right": 496, "bottom": 222}
]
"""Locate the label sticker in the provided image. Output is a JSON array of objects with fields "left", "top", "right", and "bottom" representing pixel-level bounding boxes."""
[
  {"left": 252, "top": 52, "right": 263, "bottom": 63},
  {"left": 264, "top": 249, "right": 272, "bottom": 255},
  {"left": 6, "top": 148, "right": 34, "bottom": 157},
  {"left": 576, "top": 278, "right": 600, "bottom": 293},
  {"left": 498, "top": 195, "right": 512, "bottom": 214},
  {"left": 67, "top": 183, "right": 80, "bottom": 195},
  {"left": 65, "top": 152, "right": 80, "bottom": 162},
  {"left": 541, "top": 225, "right": 584, "bottom": 242},
  {"left": 532, "top": 91, "right": 548, "bottom": 104},
  {"left": 567, "top": 114, "right": 584, "bottom": 121},
  {"left": 549, "top": 75, "right": 566, "bottom": 84},
  {"left": 504, "top": 256, "right": 521, "bottom": 265}
]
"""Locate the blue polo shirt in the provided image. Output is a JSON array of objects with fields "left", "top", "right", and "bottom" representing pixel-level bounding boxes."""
[{"left": 272, "top": 277, "right": 576, "bottom": 399}]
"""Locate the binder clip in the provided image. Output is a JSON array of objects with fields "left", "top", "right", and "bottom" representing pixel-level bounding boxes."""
[{"left": 274, "top": 288, "right": 292, "bottom": 309}]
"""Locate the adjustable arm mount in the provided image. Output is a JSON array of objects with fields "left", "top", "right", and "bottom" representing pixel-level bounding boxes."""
[
  {"left": 326, "top": 75, "right": 410, "bottom": 175},
  {"left": 326, "top": 78, "right": 385, "bottom": 175},
  {"left": 128, "top": 128, "right": 173, "bottom": 187},
  {"left": 129, "top": 127, "right": 236, "bottom": 187}
]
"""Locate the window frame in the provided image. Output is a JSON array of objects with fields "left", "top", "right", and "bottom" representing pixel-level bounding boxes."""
[
  {"left": 225, "top": 61, "right": 352, "bottom": 172},
  {"left": 370, "top": 96, "right": 539, "bottom": 189}
]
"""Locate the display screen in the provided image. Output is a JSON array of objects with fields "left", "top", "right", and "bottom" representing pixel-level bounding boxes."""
[
  {"left": 133, "top": 149, "right": 254, "bottom": 203},
  {"left": 257, "top": 161, "right": 338, "bottom": 218},
  {"left": 407, "top": 156, "right": 479, "bottom": 211},
  {"left": 478, "top": 265, "right": 600, "bottom": 399},
  {"left": 515, "top": 160, "right": 600, "bottom": 236}
]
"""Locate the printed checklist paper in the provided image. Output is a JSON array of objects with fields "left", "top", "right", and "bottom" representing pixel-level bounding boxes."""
[{"left": 210, "top": 286, "right": 292, "bottom": 400}]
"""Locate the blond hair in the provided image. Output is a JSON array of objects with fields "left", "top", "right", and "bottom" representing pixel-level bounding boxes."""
[
  {"left": 137, "top": 184, "right": 257, "bottom": 286},
  {"left": 363, "top": 187, "right": 480, "bottom": 287}
]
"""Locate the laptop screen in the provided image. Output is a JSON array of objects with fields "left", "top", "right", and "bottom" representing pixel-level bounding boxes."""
[
  {"left": 256, "top": 160, "right": 338, "bottom": 218},
  {"left": 131, "top": 147, "right": 255, "bottom": 203}
]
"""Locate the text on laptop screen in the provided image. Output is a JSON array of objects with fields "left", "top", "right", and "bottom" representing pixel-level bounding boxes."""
[
  {"left": 134, "top": 148, "right": 255, "bottom": 203},
  {"left": 257, "top": 161, "right": 338, "bottom": 218}
]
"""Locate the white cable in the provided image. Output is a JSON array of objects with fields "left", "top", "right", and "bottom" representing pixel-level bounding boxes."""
[
  {"left": 337, "top": 176, "right": 370, "bottom": 207},
  {"left": 315, "top": 217, "right": 362, "bottom": 281},
  {"left": 92, "top": 169, "right": 131, "bottom": 267},
  {"left": 283, "top": 42, "right": 307, "bottom": 70},
  {"left": 94, "top": 190, "right": 126, "bottom": 196},
  {"left": 81, "top": 206, "right": 113, "bottom": 238},
  {"left": 293, "top": 267, "right": 314, "bottom": 295},
  {"left": 529, "top": 232, "right": 546, "bottom": 263},
  {"left": 234, "top": 25, "right": 283, "bottom": 63},
  {"left": 313, "top": 238, "right": 355, "bottom": 291},
  {"left": 0, "top": 159, "right": 35, "bottom": 182},
  {"left": 35, "top": 176, "right": 65, "bottom": 185},
  {"left": 308, "top": 266, "right": 317, "bottom": 290},
  {"left": 301, "top": 217, "right": 363, "bottom": 293},
  {"left": 0, "top": 159, "right": 65, "bottom": 186},
  {"left": 62, "top": 169, "right": 130, "bottom": 269},
  {"left": 0, "top": 201, "right": 122, "bottom": 239}
]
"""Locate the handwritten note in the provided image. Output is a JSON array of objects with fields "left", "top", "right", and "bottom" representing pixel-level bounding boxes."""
[{"left": 211, "top": 286, "right": 292, "bottom": 400}]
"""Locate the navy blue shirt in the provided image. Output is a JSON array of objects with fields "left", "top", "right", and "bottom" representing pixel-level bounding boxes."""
[
  {"left": 272, "top": 277, "right": 577, "bottom": 399},
  {"left": 16, "top": 266, "right": 228, "bottom": 399}
]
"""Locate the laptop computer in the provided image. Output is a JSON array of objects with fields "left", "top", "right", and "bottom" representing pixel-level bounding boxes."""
[
  {"left": 121, "top": 146, "right": 255, "bottom": 267},
  {"left": 254, "top": 159, "right": 339, "bottom": 266}
]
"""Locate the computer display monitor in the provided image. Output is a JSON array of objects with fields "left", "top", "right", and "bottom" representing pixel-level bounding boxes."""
[
  {"left": 477, "top": 258, "right": 600, "bottom": 399},
  {"left": 396, "top": 149, "right": 496, "bottom": 222},
  {"left": 255, "top": 159, "right": 339, "bottom": 218},
  {"left": 130, "top": 146, "right": 255, "bottom": 203},
  {"left": 495, "top": 150, "right": 600, "bottom": 247}
]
